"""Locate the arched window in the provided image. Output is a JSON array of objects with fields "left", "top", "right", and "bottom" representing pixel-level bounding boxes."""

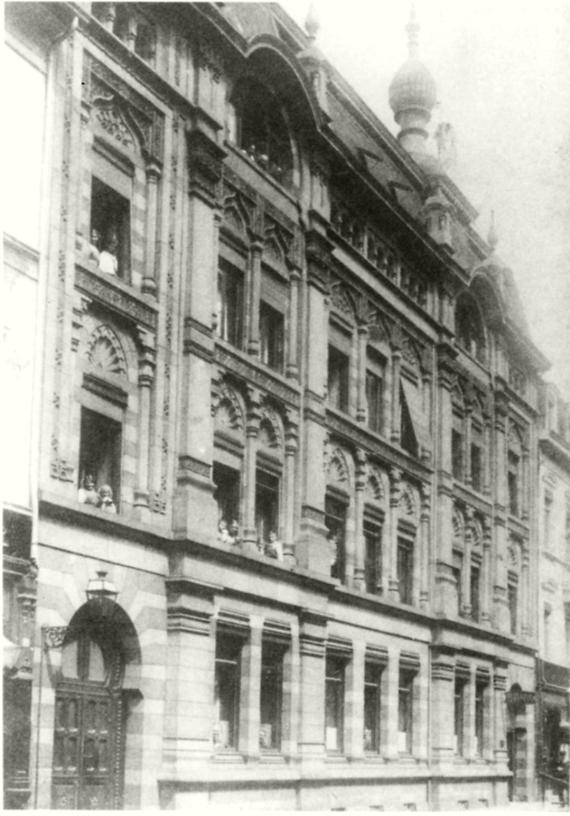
[
  {"left": 231, "top": 78, "right": 294, "bottom": 187},
  {"left": 455, "top": 294, "right": 486, "bottom": 363}
]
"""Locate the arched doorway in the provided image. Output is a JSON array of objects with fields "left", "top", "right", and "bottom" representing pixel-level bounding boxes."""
[{"left": 50, "top": 600, "right": 140, "bottom": 809}]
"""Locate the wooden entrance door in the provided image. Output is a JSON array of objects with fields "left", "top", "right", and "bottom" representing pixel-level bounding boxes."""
[{"left": 51, "top": 630, "right": 124, "bottom": 809}]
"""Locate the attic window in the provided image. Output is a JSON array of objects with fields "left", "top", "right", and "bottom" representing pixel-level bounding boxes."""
[
  {"left": 232, "top": 78, "right": 293, "bottom": 187},
  {"left": 455, "top": 294, "right": 486, "bottom": 363}
]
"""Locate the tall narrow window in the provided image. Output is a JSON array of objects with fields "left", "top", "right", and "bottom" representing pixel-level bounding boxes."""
[
  {"left": 508, "top": 452, "right": 520, "bottom": 516},
  {"left": 366, "top": 352, "right": 384, "bottom": 433},
  {"left": 91, "top": 177, "right": 130, "bottom": 280},
  {"left": 452, "top": 427, "right": 463, "bottom": 481},
  {"left": 454, "top": 677, "right": 466, "bottom": 756},
  {"left": 452, "top": 563, "right": 462, "bottom": 616},
  {"left": 400, "top": 386, "right": 418, "bottom": 457},
  {"left": 471, "top": 442, "right": 482, "bottom": 492},
  {"left": 213, "top": 462, "right": 241, "bottom": 527},
  {"left": 79, "top": 408, "right": 122, "bottom": 511},
  {"left": 325, "top": 655, "right": 345, "bottom": 753},
  {"left": 214, "top": 634, "right": 242, "bottom": 751},
  {"left": 259, "top": 301, "right": 284, "bottom": 373},
  {"left": 255, "top": 469, "right": 279, "bottom": 547},
  {"left": 398, "top": 670, "right": 414, "bottom": 754},
  {"left": 217, "top": 260, "right": 244, "bottom": 348},
  {"left": 326, "top": 495, "right": 347, "bottom": 583},
  {"left": 508, "top": 576, "right": 518, "bottom": 636},
  {"left": 474, "top": 681, "right": 486, "bottom": 755},
  {"left": 364, "top": 518, "right": 382, "bottom": 594},
  {"left": 397, "top": 537, "right": 413, "bottom": 605},
  {"left": 470, "top": 563, "right": 481, "bottom": 622},
  {"left": 364, "top": 662, "right": 382, "bottom": 753},
  {"left": 260, "top": 642, "right": 284, "bottom": 752},
  {"left": 328, "top": 345, "right": 349, "bottom": 412}
]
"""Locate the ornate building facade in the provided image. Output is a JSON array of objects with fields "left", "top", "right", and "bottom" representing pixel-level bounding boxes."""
[{"left": 3, "top": 2, "right": 556, "bottom": 810}]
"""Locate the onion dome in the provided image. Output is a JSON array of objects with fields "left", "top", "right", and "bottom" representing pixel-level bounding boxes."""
[{"left": 389, "top": 8, "right": 437, "bottom": 126}]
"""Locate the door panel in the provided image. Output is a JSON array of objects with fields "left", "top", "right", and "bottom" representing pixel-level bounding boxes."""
[{"left": 52, "top": 689, "right": 122, "bottom": 810}]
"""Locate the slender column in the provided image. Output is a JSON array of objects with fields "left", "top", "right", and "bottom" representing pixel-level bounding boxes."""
[
  {"left": 521, "top": 447, "right": 530, "bottom": 522},
  {"left": 286, "top": 268, "right": 300, "bottom": 379},
  {"left": 481, "top": 518, "right": 492, "bottom": 624},
  {"left": 435, "top": 343, "right": 457, "bottom": 616},
  {"left": 142, "top": 161, "right": 161, "bottom": 296},
  {"left": 353, "top": 450, "right": 366, "bottom": 591},
  {"left": 483, "top": 419, "right": 492, "bottom": 496},
  {"left": 390, "top": 349, "right": 402, "bottom": 444},
  {"left": 493, "top": 392, "right": 510, "bottom": 632},
  {"left": 281, "top": 630, "right": 300, "bottom": 761},
  {"left": 383, "top": 349, "right": 392, "bottom": 438},
  {"left": 419, "top": 484, "right": 431, "bottom": 610},
  {"left": 238, "top": 620, "right": 262, "bottom": 759},
  {"left": 134, "top": 328, "right": 156, "bottom": 516},
  {"left": 521, "top": 549, "right": 530, "bottom": 637},
  {"left": 414, "top": 657, "right": 428, "bottom": 761},
  {"left": 356, "top": 324, "right": 368, "bottom": 423},
  {"left": 283, "top": 418, "right": 298, "bottom": 565},
  {"left": 243, "top": 389, "right": 260, "bottom": 553},
  {"left": 388, "top": 468, "right": 402, "bottom": 600},
  {"left": 461, "top": 509, "right": 473, "bottom": 618},
  {"left": 247, "top": 237, "right": 263, "bottom": 356},
  {"left": 383, "top": 646, "right": 400, "bottom": 760},
  {"left": 349, "top": 329, "right": 359, "bottom": 418},
  {"left": 464, "top": 406, "right": 473, "bottom": 485},
  {"left": 345, "top": 640, "right": 365, "bottom": 759}
]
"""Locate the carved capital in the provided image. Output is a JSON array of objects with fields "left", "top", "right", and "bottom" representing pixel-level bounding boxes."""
[{"left": 43, "top": 626, "right": 68, "bottom": 649}]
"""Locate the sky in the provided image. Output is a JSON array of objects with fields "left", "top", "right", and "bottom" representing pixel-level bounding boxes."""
[{"left": 280, "top": 0, "right": 570, "bottom": 399}]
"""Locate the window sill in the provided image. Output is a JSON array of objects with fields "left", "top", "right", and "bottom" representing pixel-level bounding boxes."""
[{"left": 75, "top": 257, "right": 158, "bottom": 330}]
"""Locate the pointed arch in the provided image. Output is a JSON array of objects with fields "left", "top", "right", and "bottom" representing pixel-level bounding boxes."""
[
  {"left": 258, "top": 404, "right": 283, "bottom": 451},
  {"left": 399, "top": 482, "right": 418, "bottom": 522},
  {"left": 86, "top": 323, "right": 127, "bottom": 377},
  {"left": 327, "top": 446, "right": 351, "bottom": 490},
  {"left": 366, "top": 464, "right": 386, "bottom": 505},
  {"left": 214, "top": 383, "right": 245, "bottom": 433}
]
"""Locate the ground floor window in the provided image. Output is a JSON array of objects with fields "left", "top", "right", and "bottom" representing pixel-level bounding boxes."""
[
  {"left": 364, "top": 662, "right": 383, "bottom": 753},
  {"left": 260, "top": 641, "right": 285, "bottom": 751},
  {"left": 325, "top": 655, "right": 345, "bottom": 753},
  {"left": 398, "top": 669, "right": 414, "bottom": 754},
  {"left": 214, "top": 634, "right": 242, "bottom": 751}
]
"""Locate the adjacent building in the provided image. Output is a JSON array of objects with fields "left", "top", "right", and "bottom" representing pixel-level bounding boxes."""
[
  {"left": 537, "top": 383, "right": 570, "bottom": 803},
  {"left": 2, "top": 2, "right": 559, "bottom": 810}
]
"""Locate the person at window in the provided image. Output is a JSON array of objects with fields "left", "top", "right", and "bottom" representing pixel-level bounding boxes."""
[
  {"left": 88, "top": 229, "right": 101, "bottom": 265},
  {"left": 78, "top": 474, "right": 99, "bottom": 506},
  {"left": 227, "top": 519, "right": 240, "bottom": 547},
  {"left": 99, "top": 232, "right": 119, "bottom": 276},
  {"left": 264, "top": 530, "right": 283, "bottom": 561},
  {"left": 98, "top": 484, "right": 117, "bottom": 514},
  {"left": 328, "top": 529, "right": 340, "bottom": 578},
  {"left": 217, "top": 519, "right": 231, "bottom": 546}
]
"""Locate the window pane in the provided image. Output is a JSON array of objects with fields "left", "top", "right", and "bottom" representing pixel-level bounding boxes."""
[
  {"left": 364, "top": 519, "right": 382, "bottom": 594},
  {"left": 260, "top": 643, "right": 283, "bottom": 751},
  {"left": 326, "top": 496, "right": 347, "bottom": 583},
  {"left": 364, "top": 663, "right": 382, "bottom": 752},
  {"left": 397, "top": 539, "right": 413, "bottom": 604},
  {"left": 328, "top": 346, "right": 349, "bottom": 412},
  {"left": 79, "top": 409, "right": 121, "bottom": 511},
  {"left": 398, "top": 671, "right": 413, "bottom": 753},
  {"left": 91, "top": 177, "right": 131, "bottom": 280},
  {"left": 325, "top": 657, "right": 344, "bottom": 752},
  {"left": 255, "top": 469, "right": 280, "bottom": 548},
  {"left": 214, "top": 636, "right": 241, "bottom": 750},
  {"left": 452, "top": 428, "right": 463, "bottom": 480},
  {"left": 470, "top": 565, "right": 480, "bottom": 621},
  {"left": 366, "top": 370, "right": 383, "bottom": 433},
  {"left": 213, "top": 462, "right": 241, "bottom": 530},
  {"left": 218, "top": 261, "right": 244, "bottom": 348},
  {"left": 259, "top": 301, "right": 284, "bottom": 373}
]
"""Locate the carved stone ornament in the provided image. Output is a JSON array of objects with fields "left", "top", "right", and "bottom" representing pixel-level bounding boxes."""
[
  {"left": 214, "top": 382, "right": 244, "bottom": 432},
  {"left": 366, "top": 464, "right": 386, "bottom": 504},
  {"left": 452, "top": 506, "right": 465, "bottom": 544},
  {"left": 327, "top": 447, "right": 350, "bottom": 489},
  {"left": 86, "top": 323, "right": 128, "bottom": 376},
  {"left": 258, "top": 404, "right": 283, "bottom": 450},
  {"left": 399, "top": 482, "right": 418, "bottom": 520}
]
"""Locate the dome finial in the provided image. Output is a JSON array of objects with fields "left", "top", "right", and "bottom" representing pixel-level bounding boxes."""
[
  {"left": 305, "top": 3, "right": 320, "bottom": 42},
  {"left": 488, "top": 210, "right": 498, "bottom": 252},
  {"left": 406, "top": 4, "right": 420, "bottom": 58}
]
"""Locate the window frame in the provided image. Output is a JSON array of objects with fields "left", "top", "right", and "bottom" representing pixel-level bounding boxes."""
[
  {"left": 325, "top": 493, "right": 348, "bottom": 583},
  {"left": 327, "top": 343, "right": 350, "bottom": 414},
  {"left": 260, "top": 640, "right": 285, "bottom": 753},
  {"left": 363, "top": 661, "right": 383, "bottom": 754},
  {"left": 213, "top": 632, "right": 243, "bottom": 753},
  {"left": 363, "top": 515, "right": 383, "bottom": 595},
  {"left": 397, "top": 668, "right": 414, "bottom": 755},
  {"left": 78, "top": 406, "right": 123, "bottom": 511},
  {"left": 259, "top": 299, "right": 285, "bottom": 373},
  {"left": 217, "top": 258, "right": 245, "bottom": 349},
  {"left": 397, "top": 535, "right": 414, "bottom": 605}
]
